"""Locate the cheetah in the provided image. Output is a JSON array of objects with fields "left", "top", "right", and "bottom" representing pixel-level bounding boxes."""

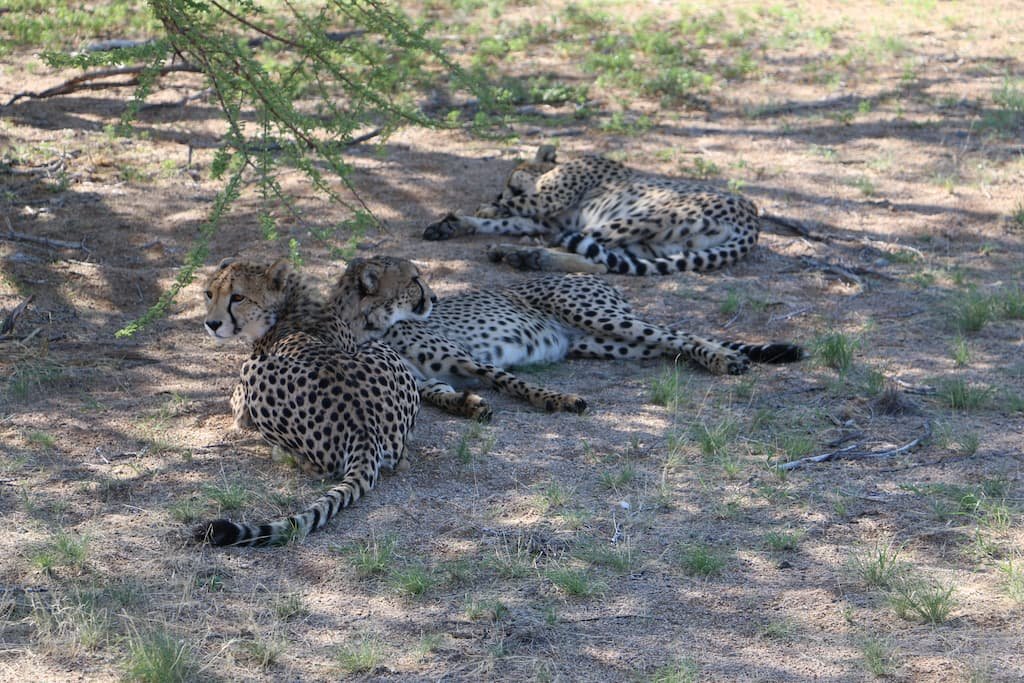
[
  {"left": 424, "top": 146, "right": 776, "bottom": 276},
  {"left": 195, "top": 256, "right": 434, "bottom": 547},
  {"left": 351, "top": 258, "right": 805, "bottom": 419}
]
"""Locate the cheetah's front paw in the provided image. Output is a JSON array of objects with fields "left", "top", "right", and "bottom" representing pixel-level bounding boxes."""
[{"left": 423, "top": 213, "right": 469, "bottom": 241}]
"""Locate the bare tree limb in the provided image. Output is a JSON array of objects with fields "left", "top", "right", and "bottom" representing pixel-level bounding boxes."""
[
  {"left": 780, "top": 421, "right": 931, "bottom": 471},
  {"left": 2, "top": 227, "right": 86, "bottom": 251},
  {"left": 0, "top": 295, "right": 33, "bottom": 337},
  {"left": 3, "top": 63, "right": 201, "bottom": 107}
]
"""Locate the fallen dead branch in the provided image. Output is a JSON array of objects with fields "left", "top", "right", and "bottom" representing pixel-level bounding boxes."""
[
  {"left": 779, "top": 421, "right": 932, "bottom": 471},
  {"left": 762, "top": 213, "right": 826, "bottom": 241},
  {"left": 0, "top": 296, "right": 33, "bottom": 337},
  {"left": 2, "top": 63, "right": 201, "bottom": 107},
  {"left": 2, "top": 226, "right": 86, "bottom": 251}
]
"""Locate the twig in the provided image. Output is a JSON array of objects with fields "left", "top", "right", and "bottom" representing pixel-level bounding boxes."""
[
  {"left": 3, "top": 63, "right": 201, "bottom": 107},
  {"left": 2, "top": 227, "right": 85, "bottom": 251},
  {"left": 139, "top": 87, "right": 213, "bottom": 111},
  {"left": 780, "top": 421, "right": 931, "bottom": 471},
  {"left": 0, "top": 295, "right": 33, "bottom": 337},
  {"left": 762, "top": 213, "right": 825, "bottom": 241}
]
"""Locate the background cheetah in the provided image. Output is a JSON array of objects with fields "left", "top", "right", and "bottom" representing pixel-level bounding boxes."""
[
  {"left": 424, "top": 146, "right": 773, "bottom": 276},
  {"left": 195, "top": 257, "right": 432, "bottom": 546}
]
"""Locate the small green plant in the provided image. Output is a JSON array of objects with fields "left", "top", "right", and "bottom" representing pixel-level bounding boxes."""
[
  {"left": 390, "top": 565, "right": 436, "bottom": 598},
  {"left": 598, "top": 466, "right": 637, "bottom": 491},
  {"left": 340, "top": 534, "right": 397, "bottom": 579},
  {"left": 25, "top": 431, "right": 56, "bottom": 450},
  {"left": 677, "top": 544, "right": 727, "bottom": 577},
  {"left": 168, "top": 497, "right": 204, "bottom": 524},
  {"left": 935, "top": 377, "right": 993, "bottom": 410},
  {"left": 953, "top": 290, "right": 994, "bottom": 333},
  {"left": 850, "top": 541, "right": 905, "bottom": 589},
  {"left": 648, "top": 657, "right": 700, "bottom": 683},
  {"left": 453, "top": 421, "right": 492, "bottom": 463},
  {"left": 241, "top": 637, "right": 286, "bottom": 669},
  {"left": 464, "top": 597, "right": 508, "bottom": 622},
  {"left": 1009, "top": 201, "right": 1024, "bottom": 230},
  {"left": 887, "top": 574, "right": 956, "bottom": 624},
  {"left": 273, "top": 593, "right": 308, "bottom": 621},
  {"left": 535, "top": 481, "right": 574, "bottom": 512},
  {"left": 764, "top": 530, "right": 802, "bottom": 552},
  {"left": 759, "top": 619, "right": 796, "bottom": 640},
  {"left": 951, "top": 336, "right": 971, "bottom": 367},
  {"left": 335, "top": 635, "right": 383, "bottom": 674},
  {"left": 650, "top": 367, "right": 686, "bottom": 409},
  {"left": 546, "top": 567, "right": 606, "bottom": 598},
  {"left": 998, "top": 557, "right": 1024, "bottom": 603},
  {"left": 489, "top": 535, "right": 534, "bottom": 579},
  {"left": 575, "top": 541, "right": 634, "bottom": 573},
  {"left": 862, "top": 637, "right": 898, "bottom": 677},
  {"left": 201, "top": 481, "right": 250, "bottom": 512},
  {"left": 814, "top": 332, "right": 858, "bottom": 374},
  {"left": 124, "top": 628, "right": 196, "bottom": 683},
  {"left": 33, "top": 531, "right": 89, "bottom": 572},
  {"left": 690, "top": 418, "right": 738, "bottom": 458}
]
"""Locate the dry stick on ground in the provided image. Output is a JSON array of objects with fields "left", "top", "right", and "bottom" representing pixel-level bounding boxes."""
[
  {"left": 780, "top": 421, "right": 932, "bottom": 471},
  {"left": 0, "top": 295, "right": 33, "bottom": 337},
  {"left": 2, "top": 64, "right": 202, "bottom": 107},
  {"left": 2, "top": 225, "right": 86, "bottom": 251}
]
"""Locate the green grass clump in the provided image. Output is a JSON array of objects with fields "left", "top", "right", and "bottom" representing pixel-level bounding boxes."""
[
  {"left": 649, "top": 657, "right": 700, "bottom": 683},
  {"left": 546, "top": 567, "right": 606, "bottom": 598},
  {"left": 887, "top": 574, "right": 956, "bottom": 624},
  {"left": 850, "top": 541, "right": 906, "bottom": 589},
  {"left": 124, "top": 629, "right": 196, "bottom": 683},
  {"left": 338, "top": 535, "right": 397, "bottom": 579},
  {"left": 862, "top": 637, "right": 899, "bottom": 677},
  {"left": 335, "top": 635, "right": 383, "bottom": 674},
  {"left": 389, "top": 565, "right": 436, "bottom": 598},
  {"left": 935, "top": 377, "right": 993, "bottom": 410},
  {"left": 764, "top": 530, "right": 802, "bottom": 552},
  {"left": 814, "top": 332, "right": 858, "bottom": 374},
  {"left": 677, "top": 544, "right": 728, "bottom": 577},
  {"left": 999, "top": 558, "right": 1024, "bottom": 603},
  {"left": 201, "top": 482, "right": 250, "bottom": 512}
]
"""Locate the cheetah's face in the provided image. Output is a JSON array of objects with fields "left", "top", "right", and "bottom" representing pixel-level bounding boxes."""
[
  {"left": 499, "top": 161, "right": 557, "bottom": 202},
  {"left": 331, "top": 256, "right": 436, "bottom": 340},
  {"left": 203, "top": 259, "right": 290, "bottom": 343}
]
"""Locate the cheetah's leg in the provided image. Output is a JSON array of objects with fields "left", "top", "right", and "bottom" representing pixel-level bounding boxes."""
[
  {"left": 418, "top": 378, "right": 494, "bottom": 422},
  {"left": 423, "top": 213, "right": 550, "bottom": 241},
  {"left": 230, "top": 382, "right": 255, "bottom": 430},
  {"left": 568, "top": 334, "right": 752, "bottom": 375},
  {"left": 398, "top": 333, "right": 588, "bottom": 414},
  {"left": 485, "top": 243, "right": 608, "bottom": 274}
]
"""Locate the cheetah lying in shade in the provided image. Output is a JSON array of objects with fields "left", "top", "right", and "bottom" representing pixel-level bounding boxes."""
[{"left": 343, "top": 257, "right": 805, "bottom": 420}]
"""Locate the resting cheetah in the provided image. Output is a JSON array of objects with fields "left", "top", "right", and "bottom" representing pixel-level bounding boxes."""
[
  {"left": 195, "top": 256, "right": 433, "bottom": 547},
  {"left": 424, "top": 146, "right": 769, "bottom": 276},
  {"left": 350, "top": 258, "right": 805, "bottom": 419}
]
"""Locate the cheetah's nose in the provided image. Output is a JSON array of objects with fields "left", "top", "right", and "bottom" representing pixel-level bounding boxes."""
[
  {"left": 430, "top": 294, "right": 438, "bottom": 304},
  {"left": 206, "top": 320, "right": 222, "bottom": 332}
]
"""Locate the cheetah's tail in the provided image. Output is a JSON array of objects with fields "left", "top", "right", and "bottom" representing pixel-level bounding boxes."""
[
  {"left": 725, "top": 341, "right": 806, "bottom": 364},
  {"left": 194, "top": 475, "right": 368, "bottom": 548}
]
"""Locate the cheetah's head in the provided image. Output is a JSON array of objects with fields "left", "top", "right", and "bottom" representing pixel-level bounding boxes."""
[
  {"left": 498, "top": 145, "right": 559, "bottom": 202},
  {"left": 203, "top": 258, "right": 294, "bottom": 343},
  {"left": 330, "top": 256, "right": 436, "bottom": 340}
]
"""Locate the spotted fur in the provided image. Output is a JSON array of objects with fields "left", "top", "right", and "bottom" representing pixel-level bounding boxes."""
[
  {"left": 423, "top": 146, "right": 764, "bottom": 276},
  {"left": 354, "top": 258, "right": 805, "bottom": 418},
  {"left": 195, "top": 257, "right": 433, "bottom": 547}
]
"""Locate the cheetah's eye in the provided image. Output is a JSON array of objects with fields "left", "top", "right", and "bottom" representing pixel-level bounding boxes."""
[
  {"left": 229, "top": 293, "right": 245, "bottom": 304},
  {"left": 204, "top": 290, "right": 212, "bottom": 300}
]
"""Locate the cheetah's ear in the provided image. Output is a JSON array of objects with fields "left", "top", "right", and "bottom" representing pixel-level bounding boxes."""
[
  {"left": 535, "top": 145, "right": 557, "bottom": 164},
  {"left": 216, "top": 257, "right": 236, "bottom": 270},
  {"left": 358, "top": 263, "right": 380, "bottom": 295},
  {"left": 265, "top": 259, "right": 292, "bottom": 291}
]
